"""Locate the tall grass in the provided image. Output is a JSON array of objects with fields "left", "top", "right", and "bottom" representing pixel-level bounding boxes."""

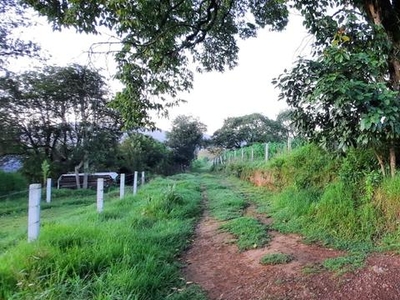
[
  {"left": 218, "top": 143, "right": 400, "bottom": 253},
  {"left": 0, "top": 174, "right": 205, "bottom": 299}
]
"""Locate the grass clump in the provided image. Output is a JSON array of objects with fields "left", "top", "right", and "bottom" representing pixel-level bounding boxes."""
[
  {"left": 260, "top": 253, "right": 293, "bottom": 265},
  {"left": 322, "top": 253, "right": 366, "bottom": 275},
  {"left": 220, "top": 216, "right": 269, "bottom": 251}
]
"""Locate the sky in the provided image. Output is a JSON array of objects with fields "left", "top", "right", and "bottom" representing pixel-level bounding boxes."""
[{"left": 16, "top": 10, "right": 312, "bottom": 135}]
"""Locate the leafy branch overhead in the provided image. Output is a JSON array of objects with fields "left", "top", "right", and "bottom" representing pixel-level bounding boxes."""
[{"left": 24, "top": 0, "right": 289, "bottom": 128}]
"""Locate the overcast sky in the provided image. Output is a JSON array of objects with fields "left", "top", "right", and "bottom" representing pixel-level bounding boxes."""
[{"left": 17, "top": 11, "right": 311, "bottom": 135}]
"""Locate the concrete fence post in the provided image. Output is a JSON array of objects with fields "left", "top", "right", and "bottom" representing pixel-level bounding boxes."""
[
  {"left": 141, "top": 171, "right": 145, "bottom": 186},
  {"left": 28, "top": 184, "right": 41, "bottom": 242},
  {"left": 133, "top": 171, "right": 138, "bottom": 195},
  {"left": 241, "top": 148, "right": 244, "bottom": 160},
  {"left": 265, "top": 143, "right": 269, "bottom": 162},
  {"left": 46, "top": 178, "right": 51, "bottom": 203},
  {"left": 97, "top": 178, "right": 104, "bottom": 213},
  {"left": 120, "top": 173, "right": 125, "bottom": 199},
  {"left": 251, "top": 147, "right": 254, "bottom": 161}
]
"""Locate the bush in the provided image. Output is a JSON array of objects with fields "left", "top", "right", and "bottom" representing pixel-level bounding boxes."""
[{"left": 0, "top": 171, "right": 27, "bottom": 197}]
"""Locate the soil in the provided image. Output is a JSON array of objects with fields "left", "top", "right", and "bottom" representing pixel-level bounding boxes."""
[{"left": 182, "top": 198, "right": 400, "bottom": 300}]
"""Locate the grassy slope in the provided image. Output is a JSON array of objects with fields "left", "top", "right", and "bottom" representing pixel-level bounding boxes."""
[
  {"left": 215, "top": 144, "right": 400, "bottom": 269},
  {"left": 0, "top": 174, "right": 206, "bottom": 300}
]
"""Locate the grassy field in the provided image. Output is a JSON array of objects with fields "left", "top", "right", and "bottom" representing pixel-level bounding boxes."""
[{"left": 0, "top": 174, "right": 207, "bottom": 300}]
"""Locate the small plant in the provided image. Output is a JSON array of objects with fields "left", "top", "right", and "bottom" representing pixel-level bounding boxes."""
[
  {"left": 260, "top": 252, "right": 293, "bottom": 265},
  {"left": 41, "top": 160, "right": 51, "bottom": 185},
  {"left": 322, "top": 253, "right": 366, "bottom": 275},
  {"left": 220, "top": 217, "right": 269, "bottom": 251}
]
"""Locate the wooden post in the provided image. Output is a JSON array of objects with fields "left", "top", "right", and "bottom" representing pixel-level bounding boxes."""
[
  {"left": 28, "top": 184, "right": 41, "bottom": 242},
  {"left": 46, "top": 178, "right": 51, "bottom": 203},
  {"left": 141, "top": 171, "right": 145, "bottom": 186},
  {"left": 133, "top": 171, "right": 138, "bottom": 195},
  {"left": 97, "top": 178, "right": 104, "bottom": 213},
  {"left": 265, "top": 143, "right": 269, "bottom": 162},
  {"left": 120, "top": 173, "right": 125, "bottom": 199}
]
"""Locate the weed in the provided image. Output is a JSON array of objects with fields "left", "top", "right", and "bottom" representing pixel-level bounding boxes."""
[
  {"left": 260, "top": 253, "right": 293, "bottom": 265},
  {"left": 322, "top": 253, "right": 366, "bottom": 275},
  {"left": 220, "top": 217, "right": 269, "bottom": 251}
]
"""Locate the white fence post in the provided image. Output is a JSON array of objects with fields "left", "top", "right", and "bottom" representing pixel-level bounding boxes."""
[
  {"left": 265, "top": 143, "right": 269, "bottom": 162},
  {"left": 251, "top": 147, "right": 254, "bottom": 161},
  {"left": 241, "top": 148, "right": 244, "bottom": 160},
  {"left": 28, "top": 184, "right": 41, "bottom": 242},
  {"left": 141, "top": 171, "right": 145, "bottom": 186},
  {"left": 97, "top": 178, "right": 104, "bottom": 213},
  {"left": 46, "top": 178, "right": 51, "bottom": 203},
  {"left": 120, "top": 173, "right": 125, "bottom": 199},
  {"left": 133, "top": 171, "right": 138, "bottom": 195}
]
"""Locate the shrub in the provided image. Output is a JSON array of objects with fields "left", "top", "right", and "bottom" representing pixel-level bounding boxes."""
[{"left": 0, "top": 171, "right": 28, "bottom": 198}]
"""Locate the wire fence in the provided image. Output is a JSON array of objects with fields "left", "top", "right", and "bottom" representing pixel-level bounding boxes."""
[{"left": 212, "top": 139, "right": 304, "bottom": 166}]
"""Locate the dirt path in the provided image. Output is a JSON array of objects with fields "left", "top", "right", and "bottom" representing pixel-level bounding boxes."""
[{"left": 182, "top": 198, "right": 400, "bottom": 299}]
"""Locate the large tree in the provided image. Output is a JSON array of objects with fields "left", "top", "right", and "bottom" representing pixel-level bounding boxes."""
[
  {"left": 212, "top": 113, "right": 287, "bottom": 149},
  {"left": 24, "top": 0, "right": 289, "bottom": 128},
  {"left": 276, "top": 2, "right": 400, "bottom": 177},
  {"left": 166, "top": 115, "right": 207, "bottom": 169},
  {"left": 0, "top": 65, "right": 122, "bottom": 182}
]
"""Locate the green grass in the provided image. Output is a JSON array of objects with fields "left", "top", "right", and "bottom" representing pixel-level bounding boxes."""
[
  {"left": 0, "top": 174, "right": 206, "bottom": 300},
  {"left": 220, "top": 217, "right": 270, "bottom": 251},
  {"left": 202, "top": 177, "right": 246, "bottom": 221},
  {"left": 322, "top": 253, "right": 366, "bottom": 275},
  {"left": 260, "top": 253, "right": 293, "bottom": 265}
]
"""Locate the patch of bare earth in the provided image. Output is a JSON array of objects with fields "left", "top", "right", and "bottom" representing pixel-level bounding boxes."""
[{"left": 182, "top": 202, "right": 400, "bottom": 299}]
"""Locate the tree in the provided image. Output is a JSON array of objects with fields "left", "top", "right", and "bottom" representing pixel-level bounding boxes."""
[
  {"left": 25, "top": 0, "right": 289, "bottom": 128},
  {"left": 0, "top": 0, "right": 40, "bottom": 71},
  {"left": 212, "top": 113, "right": 287, "bottom": 149},
  {"left": 0, "top": 65, "right": 122, "bottom": 182},
  {"left": 166, "top": 115, "right": 207, "bottom": 169},
  {"left": 118, "top": 132, "right": 172, "bottom": 175},
  {"left": 276, "top": 2, "right": 400, "bottom": 177}
]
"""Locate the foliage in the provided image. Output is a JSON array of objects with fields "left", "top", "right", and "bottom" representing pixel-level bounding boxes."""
[
  {"left": 25, "top": 0, "right": 289, "bottom": 128},
  {"left": 0, "top": 0, "right": 41, "bottom": 71},
  {"left": 0, "top": 65, "right": 122, "bottom": 181},
  {"left": 118, "top": 132, "right": 173, "bottom": 175},
  {"left": 276, "top": 1, "right": 400, "bottom": 175},
  {"left": 0, "top": 171, "right": 27, "bottom": 197},
  {"left": 260, "top": 253, "right": 293, "bottom": 265},
  {"left": 0, "top": 174, "right": 204, "bottom": 299},
  {"left": 211, "top": 113, "right": 287, "bottom": 149},
  {"left": 166, "top": 115, "right": 207, "bottom": 169}
]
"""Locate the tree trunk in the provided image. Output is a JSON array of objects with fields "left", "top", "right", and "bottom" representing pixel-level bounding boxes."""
[
  {"left": 83, "top": 152, "right": 89, "bottom": 189},
  {"left": 75, "top": 160, "right": 83, "bottom": 189},
  {"left": 374, "top": 150, "right": 386, "bottom": 176},
  {"left": 389, "top": 145, "right": 396, "bottom": 177}
]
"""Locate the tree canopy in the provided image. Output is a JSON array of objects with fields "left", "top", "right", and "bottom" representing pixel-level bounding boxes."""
[
  {"left": 0, "top": 65, "right": 121, "bottom": 180},
  {"left": 212, "top": 113, "right": 287, "bottom": 149},
  {"left": 166, "top": 115, "right": 207, "bottom": 169},
  {"left": 275, "top": 1, "right": 400, "bottom": 176},
  {"left": 24, "top": 0, "right": 289, "bottom": 128},
  {"left": 1, "top": 0, "right": 40, "bottom": 72}
]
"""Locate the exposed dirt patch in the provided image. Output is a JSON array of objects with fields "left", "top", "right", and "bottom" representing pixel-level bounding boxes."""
[
  {"left": 249, "top": 171, "right": 276, "bottom": 190},
  {"left": 182, "top": 202, "right": 400, "bottom": 299}
]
